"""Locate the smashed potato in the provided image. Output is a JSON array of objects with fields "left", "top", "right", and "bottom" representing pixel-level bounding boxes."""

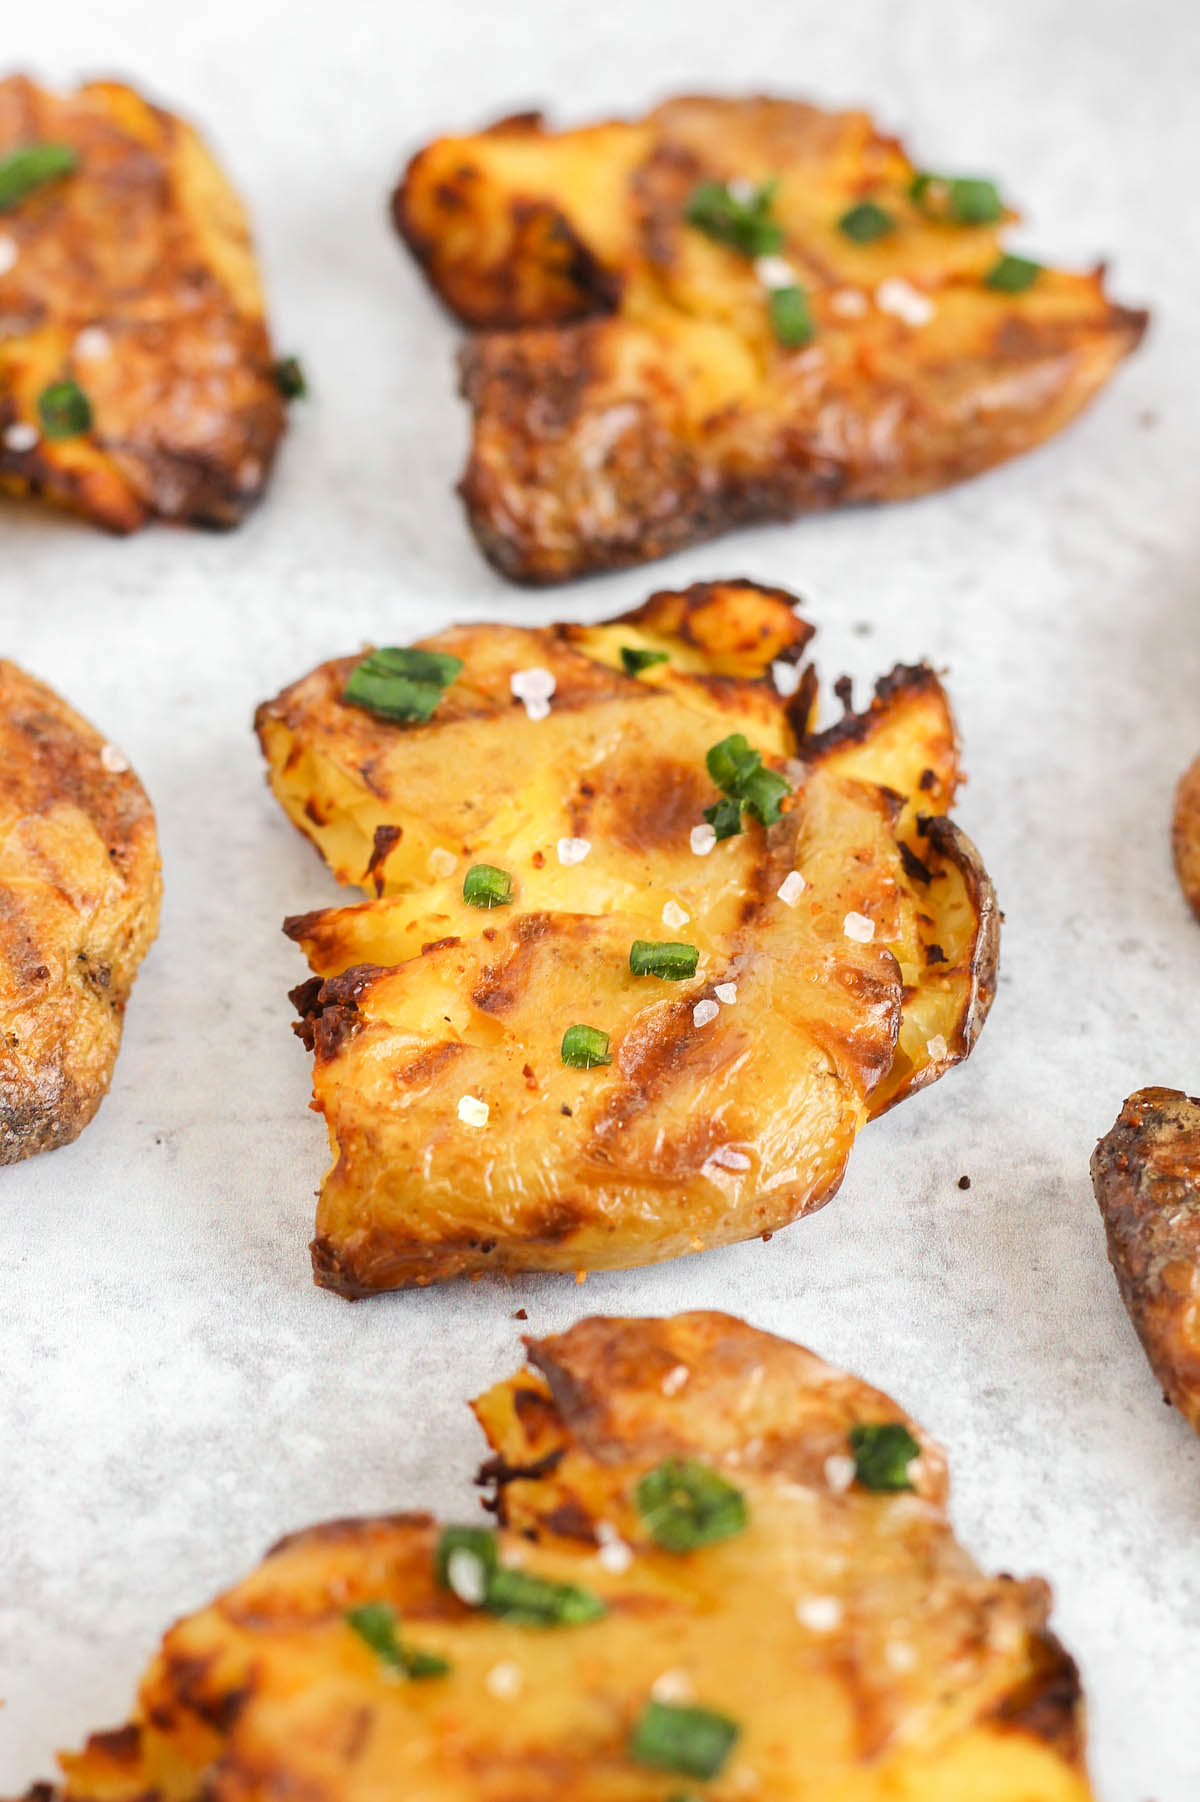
[
  {"left": 0, "top": 74, "right": 286, "bottom": 531},
  {"left": 1172, "top": 753, "right": 1200, "bottom": 921},
  {"left": 255, "top": 579, "right": 996, "bottom": 1293},
  {"left": 395, "top": 95, "right": 1148, "bottom": 583},
  {"left": 1091, "top": 1088, "right": 1200, "bottom": 1433},
  {"left": 0, "top": 661, "right": 160, "bottom": 1164},
  {"left": 23, "top": 1311, "right": 1093, "bottom": 1802}
]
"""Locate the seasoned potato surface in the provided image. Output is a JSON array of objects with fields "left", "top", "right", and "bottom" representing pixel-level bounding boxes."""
[
  {"left": 396, "top": 96, "right": 1147, "bottom": 582},
  {"left": 1091, "top": 1087, "right": 1200, "bottom": 1433},
  {"left": 256, "top": 579, "right": 997, "bottom": 1292},
  {"left": 0, "top": 661, "right": 160, "bottom": 1164},
  {"left": 0, "top": 74, "right": 285, "bottom": 531}
]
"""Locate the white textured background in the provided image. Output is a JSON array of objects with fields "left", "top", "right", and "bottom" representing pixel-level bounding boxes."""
[{"left": 1, "top": 2, "right": 1197, "bottom": 1797}]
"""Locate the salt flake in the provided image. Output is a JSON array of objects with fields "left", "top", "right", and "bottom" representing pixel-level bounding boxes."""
[
  {"left": 754, "top": 254, "right": 796, "bottom": 292},
  {"left": 74, "top": 326, "right": 112, "bottom": 361},
  {"left": 428, "top": 847, "right": 457, "bottom": 878},
  {"left": 511, "top": 666, "right": 556, "bottom": 720},
  {"left": 692, "top": 999, "right": 719, "bottom": 1029},
  {"left": 714, "top": 982, "right": 737, "bottom": 1005},
  {"left": 876, "top": 277, "right": 935, "bottom": 327},
  {"left": 690, "top": 823, "right": 717, "bottom": 857},
  {"left": 4, "top": 422, "right": 37, "bottom": 453},
  {"left": 457, "top": 1095, "right": 489, "bottom": 1129},
  {"left": 661, "top": 899, "right": 689, "bottom": 930},
  {"left": 796, "top": 1595, "right": 844, "bottom": 1632},
  {"left": 777, "top": 871, "right": 807, "bottom": 907},
  {"left": 0, "top": 236, "right": 17, "bottom": 277},
  {"left": 99, "top": 743, "right": 129, "bottom": 774},
  {"left": 925, "top": 1033, "right": 949, "bottom": 1061},
  {"left": 843, "top": 911, "right": 876, "bottom": 943},
  {"left": 824, "top": 1453, "right": 856, "bottom": 1494},
  {"left": 557, "top": 836, "right": 590, "bottom": 866}
]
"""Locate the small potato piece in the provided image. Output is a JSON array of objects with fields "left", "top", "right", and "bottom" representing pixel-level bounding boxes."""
[
  {"left": 255, "top": 580, "right": 997, "bottom": 1292},
  {"left": 1172, "top": 753, "right": 1200, "bottom": 920},
  {"left": 0, "top": 75, "right": 286, "bottom": 531},
  {"left": 1091, "top": 1088, "right": 1200, "bottom": 1432},
  {"left": 0, "top": 661, "right": 160, "bottom": 1163},
  {"left": 395, "top": 96, "right": 1148, "bottom": 583},
  {"left": 24, "top": 1312, "right": 1094, "bottom": 1802}
]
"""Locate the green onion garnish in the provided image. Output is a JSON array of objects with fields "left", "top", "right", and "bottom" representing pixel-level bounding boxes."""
[
  {"left": 561, "top": 1024, "right": 612, "bottom": 1068},
  {"left": 738, "top": 763, "right": 791, "bottom": 827},
  {"left": 629, "top": 1700, "right": 740, "bottom": 1780},
  {"left": 685, "top": 177, "right": 784, "bottom": 259},
  {"left": 849, "top": 1421, "right": 922, "bottom": 1492},
  {"left": 984, "top": 253, "right": 1041, "bottom": 294},
  {"left": 37, "top": 380, "right": 91, "bottom": 440},
  {"left": 462, "top": 863, "right": 513, "bottom": 908},
  {"left": 621, "top": 645, "right": 670, "bottom": 675},
  {"left": 345, "top": 1602, "right": 450, "bottom": 1679},
  {"left": 0, "top": 142, "right": 78, "bottom": 212},
  {"left": 271, "top": 354, "right": 307, "bottom": 400},
  {"left": 838, "top": 200, "right": 894, "bottom": 243},
  {"left": 629, "top": 940, "right": 699, "bottom": 981},
  {"left": 704, "top": 733, "right": 792, "bottom": 831},
  {"left": 909, "top": 171, "right": 1003, "bottom": 225},
  {"left": 702, "top": 796, "right": 743, "bottom": 841},
  {"left": 343, "top": 646, "right": 463, "bottom": 724},
  {"left": 706, "top": 735, "right": 760, "bottom": 793},
  {"left": 635, "top": 1458, "right": 747, "bottom": 1553},
  {"left": 767, "top": 283, "right": 814, "bottom": 348},
  {"left": 434, "top": 1525, "right": 606, "bottom": 1627}
]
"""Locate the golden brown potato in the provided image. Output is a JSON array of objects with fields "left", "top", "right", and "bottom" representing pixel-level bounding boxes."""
[
  {"left": 255, "top": 579, "right": 996, "bottom": 1293},
  {"left": 0, "top": 661, "right": 160, "bottom": 1163},
  {"left": 22, "top": 1312, "right": 1093, "bottom": 1802},
  {"left": 1172, "top": 754, "right": 1200, "bottom": 921},
  {"left": 0, "top": 74, "right": 287, "bottom": 532},
  {"left": 1091, "top": 1088, "right": 1200, "bottom": 1433},
  {"left": 395, "top": 95, "right": 1148, "bottom": 584}
]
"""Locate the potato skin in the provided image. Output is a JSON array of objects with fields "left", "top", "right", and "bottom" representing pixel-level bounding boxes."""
[
  {"left": 0, "top": 661, "right": 160, "bottom": 1163},
  {"left": 1091, "top": 1088, "right": 1200, "bottom": 1433},
  {"left": 0, "top": 75, "right": 285, "bottom": 532},
  {"left": 22, "top": 1312, "right": 1093, "bottom": 1802},
  {"left": 255, "top": 580, "right": 997, "bottom": 1292},
  {"left": 396, "top": 95, "right": 1147, "bottom": 584},
  {"left": 1172, "top": 753, "right": 1200, "bottom": 921}
]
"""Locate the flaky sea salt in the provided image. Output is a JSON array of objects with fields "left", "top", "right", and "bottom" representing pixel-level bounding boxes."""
[
  {"left": 597, "top": 1536, "right": 633, "bottom": 1574},
  {"left": 99, "top": 743, "right": 129, "bottom": 774},
  {"left": 843, "top": 911, "right": 876, "bottom": 943},
  {"left": 3, "top": 422, "right": 37, "bottom": 453},
  {"left": 661, "top": 899, "right": 689, "bottom": 930},
  {"left": 796, "top": 1596, "right": 844, "bottom": 1632},
  {"left": 690, "top": 823, "right": 717, "bottom": 856},
  {"left": 557, "top": 836, "right": 590, "bottom": 866},
  {"left": 714, "top": 982, "right": 737, "bottom": 1005},
  {"left": 824, "top": 1453, "right": 856, "bottom": 1494},
  {"left": 926, "top": 1033, "right": 949, "bottom": 1061},
  {"left": 885, "top": 1639, "right": 917, "bottom": 1673},
  {"left": 708, "top": 1145, "right": 751, "bottom": 1173},
  {"left": 692, "top": 999, "right": 719, "bottom": 1029},
  {"left": 754, "top": 254, "right": 796, "bottom": 292},
  {"left": 74, "top": 326, "right": 113, "bottom": 361},
  {"left": 511, "top": 666, "right": 556, "bottom": 720},
  {"left": 0, "top": 236, "right": 17, "bottom": 277},
  {"left": 875, "top": 277, "right": 935, "bottom": 327},
  {"left": 457, "top": 1095, "right": 489, "bottom": 1129},
  {"left": 650, "top": 1669, "right": 694, "bottom": 1704},
  {"left": 428, "top": 847, "right": 457, "bottom": 878},
  {"left": 661, "top": 1363, "right": 690, "bottom": 1396},
  {"left": 485, "top": 1660, "right": 523, "bottom": 1699},
  {"left": 771, "top": 659, "right": 803, "bottom": 697},
  {"left": 777, "top": 871, "right": 807, "bottom": 907}
]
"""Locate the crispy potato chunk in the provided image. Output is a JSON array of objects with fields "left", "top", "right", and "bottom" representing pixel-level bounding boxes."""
[
  {"left": 1172, "top": 754, "right": 1200, "bottom": 921},
  {"left": 25, "top": 1312, "right": 1093, "bottom": 1802},
  {"left": 255, "top": 580, "right": 996, "bottom": 1292},
  {"left": 395, "top": 96, "right": 1148, "bottom": 583},
  {"left": 1091, "top": 1088, "right": 1200, "bottom": 1433},
  {"left": 0, "top": 74, "right": 286, "bottom": 531},
  {"left": 0, "top": 661, "right": 160, "bottom": 1163}
]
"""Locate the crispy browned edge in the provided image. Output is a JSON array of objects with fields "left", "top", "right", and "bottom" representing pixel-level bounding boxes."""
[
  {"left": 1090, "top": 1087, "right": 1200, "bottom": 1432},
  {"left": 1171, "top": 754, "right": 1200, "bottom": 922}
]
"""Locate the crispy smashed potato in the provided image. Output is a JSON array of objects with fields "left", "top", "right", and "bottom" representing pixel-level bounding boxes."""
[
  {"left": 395, "top": 95, "right": 1148, "bottom": 583},
  {"left": 0, "top": 74, "right": 286, "bottom": 531},
  {"left": 255, "top": 579, "right": 996, "bottom": 1293},
  {"left": 1091, "top": 1088, "right": 1200, "bottom": 1433},
  {"left": 24, "top": 1312, "right": 1093, "bottom": 1802},
  {"left": 1172, "top": 754, "right": 1200, "bottom": 921},
  {"left": 0, "top": 661, "right": 160, "bottom": 1164}
]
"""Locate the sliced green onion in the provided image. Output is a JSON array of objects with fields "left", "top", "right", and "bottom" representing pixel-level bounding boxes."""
[
  {"left": 271, "top": 354, "right": 307, "bottom": 399},
  {"left": 838, "top": 199, "right": 894, "bottom": 243},
  {"left": 37, "top": 380, "right": 91, "bottom": 440},
  {"left": 635, "top": 1458, "right": 747, "bottom": 1553},
  {"left": 702, "top": 796, "right": 743, "bottom": 841},
  {"left": 767, "top": 283, "right": 814, "bottom": 348},
  {"left": 738, "top": 763, "right": 791, "bottom": 827},
  {"left": 0, "top": 142, "right": 78, "bottom": 212},
  {"left": 621, "top": 645, "right": 670, "bottom": 675},
  {"left": 343, "top": 645, "right": 463, "bottom": 724},
  {"left": 485, "top": 1565, "right": 607, "bottom": 1627},
  {"left": 561, "top": 1024, "right": 612, "bottom": 1068},
  {"left": 909, "top": 170, "right": 1003, "bottom": 225},
  {"left": 629, "top": 1700, "right": 740, "bottom": 1779},
  {"left": 629, "top": 940, "right": 699, "bottom": 981},
  {"left": 706, "top": 735, "right": 760, "bottom": 793},
  {"left": 984, "top": 253, "right": 1041, "bottom": 294},
  {"left": 462, "top": 863, "right": 513, "bottom": 908},
  {"left": 685, "top": 177, "right": 783, "bottom": 259},
  {"left": 345, "top": 1602, "right": 450, "bottom": 1679},
  {"left": 849, "top": 1421, "right": 922, "bottom": 1492}
]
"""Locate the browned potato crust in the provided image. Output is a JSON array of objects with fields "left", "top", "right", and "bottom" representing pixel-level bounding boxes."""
[
  {"left": 19, "top": 1312, "right": 1094, "bottom": 1802},
  {"left": 1091, "top": 1088, "right": 1200, "bottom": 1433},
  {"left": 255, "top": 579, "right": 997, "bottom": 1292},
  {"left": 1171, "top": 753, "right": 1200, "bottom": 921},
  {"left": 395, "top": 96, "right": 1148, "bottom": 583},
  {"left": 0, "top": 75, "right": 285, "bottom": 531},
  {"left": 0, "top": 661, "right": 160, "bottom": 1163}
]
